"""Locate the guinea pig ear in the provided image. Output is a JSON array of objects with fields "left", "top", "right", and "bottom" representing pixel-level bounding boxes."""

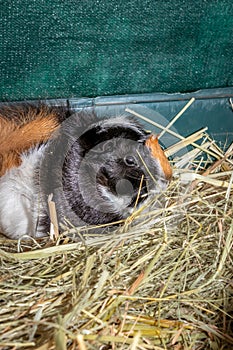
[
  {"left": 145, "top": 134, "right": 160, "bottom": 149},
  {"left": 145, "top": 135, "right": 173, "bottom": 181}
]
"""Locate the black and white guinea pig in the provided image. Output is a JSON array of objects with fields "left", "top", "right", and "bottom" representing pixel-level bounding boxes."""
[{"left": 0, "top": 103, "right": 172, "bottom": 239}]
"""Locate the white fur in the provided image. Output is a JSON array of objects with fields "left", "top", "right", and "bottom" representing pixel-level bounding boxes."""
[
  {"left": 99, "top": 179, "right": 167, "bottom": 221},
  {"left": 0, "top": 147, "right": 46, "bottom": 239},
  {"left": 99, "top": 185, "right": 132, "bottom": 216}
]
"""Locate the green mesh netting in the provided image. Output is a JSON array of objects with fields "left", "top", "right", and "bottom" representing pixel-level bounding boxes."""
[{"left": 1, "top": 0, "right": 233, "bottom": 101}]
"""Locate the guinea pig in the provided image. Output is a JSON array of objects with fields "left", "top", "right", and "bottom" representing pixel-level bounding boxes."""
[{"left": 0, "top": 103, "right": 172, "bottom": 239}]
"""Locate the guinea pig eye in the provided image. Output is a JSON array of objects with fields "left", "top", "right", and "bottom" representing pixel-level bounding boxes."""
[{"left": 124, "top": 155, "right": 138, "bottom": 167}]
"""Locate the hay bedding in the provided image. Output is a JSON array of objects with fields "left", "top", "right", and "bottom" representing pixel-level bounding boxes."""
[{"left": 0, "top": 101, "right": 233, "bottom": 350}]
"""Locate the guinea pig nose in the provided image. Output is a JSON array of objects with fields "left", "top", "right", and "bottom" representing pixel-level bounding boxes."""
[{"left": 124, "top": 155, "right": 138, "bottom": 167}]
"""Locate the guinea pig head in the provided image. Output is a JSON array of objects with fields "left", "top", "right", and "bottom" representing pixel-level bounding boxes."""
[
  {"left": 94, "top": 133, "right": 172, "bottom": 210},
  {"left": 60, "top": 120, "right": 172, "bottom": 225}
]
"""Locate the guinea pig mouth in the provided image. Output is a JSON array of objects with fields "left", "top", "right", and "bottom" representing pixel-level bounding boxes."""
[{"left": 96, "top": 167, "right": 148, "bottom": 208}]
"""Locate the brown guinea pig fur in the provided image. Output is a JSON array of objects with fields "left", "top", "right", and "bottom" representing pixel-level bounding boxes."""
[{"left": 0, "top": 103, "right": 172, "bottom": 239}]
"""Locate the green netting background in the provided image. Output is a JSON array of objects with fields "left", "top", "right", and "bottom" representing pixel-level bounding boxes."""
[{"left": 0, "top": 0, "right": 233, "bottom": 101}]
